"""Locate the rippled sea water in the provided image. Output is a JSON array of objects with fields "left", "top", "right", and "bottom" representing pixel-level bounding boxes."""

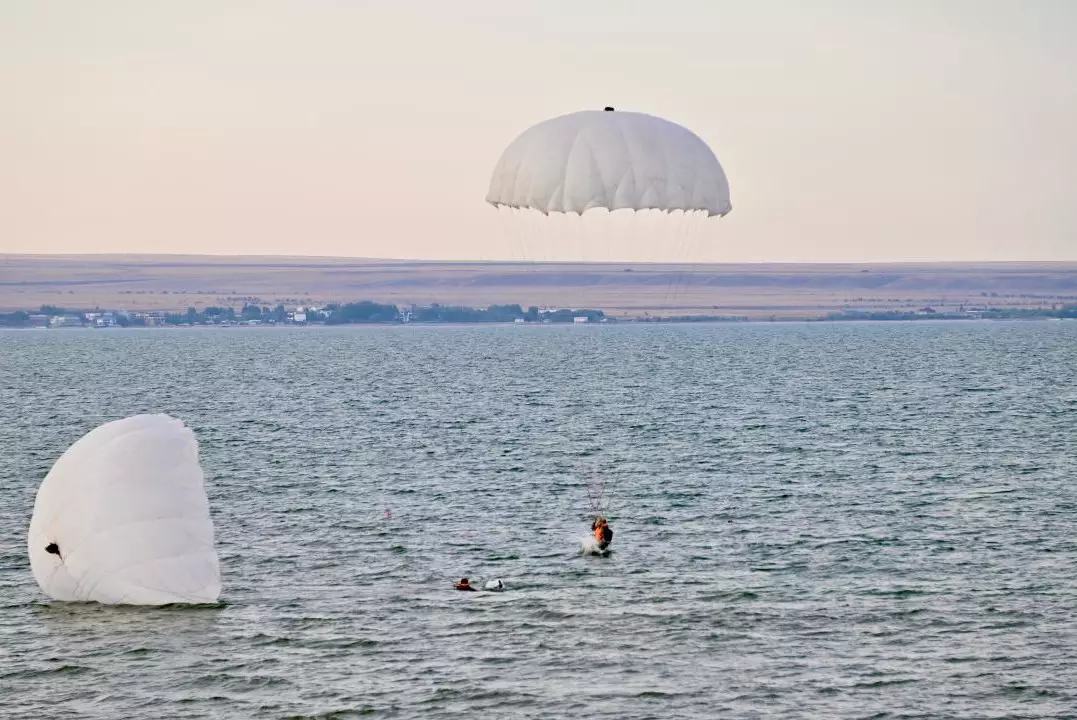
[{"left": 1, "top": 322, "right": 1076, "bottom": 719}]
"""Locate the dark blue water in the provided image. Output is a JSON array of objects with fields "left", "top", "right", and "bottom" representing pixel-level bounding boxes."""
[{"left": 1, "top": 322, "right": 1075, "bottom": 719}]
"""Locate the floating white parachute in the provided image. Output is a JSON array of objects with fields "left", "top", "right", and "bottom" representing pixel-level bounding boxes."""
[
  {"left": 27, "top": 414, "right": 221, "bottom": 605},
  {"left": 486, "top": 108, "right": 732, "bottom": 217}
]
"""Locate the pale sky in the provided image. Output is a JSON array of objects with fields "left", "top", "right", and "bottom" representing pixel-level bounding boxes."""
[{"left": 2, "top": 0, "right": 1076, "bottom": 262}]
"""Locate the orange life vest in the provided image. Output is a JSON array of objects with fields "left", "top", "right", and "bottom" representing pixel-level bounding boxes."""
[{"left": 594, "top": 525, "right": 604, "bottom": 542}]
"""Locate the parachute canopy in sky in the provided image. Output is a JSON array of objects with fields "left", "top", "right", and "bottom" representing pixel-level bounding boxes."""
[
  {"left": 486, "top": 108, "right": 732, "bottom": 217},
  {"left": 27, "top": 414, "right": 221, "bottom": 605}
]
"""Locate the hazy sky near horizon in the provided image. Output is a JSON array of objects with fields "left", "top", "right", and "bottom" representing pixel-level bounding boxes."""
[{"left": 2, "top": 1, "right": 1076, "bottom": 262}]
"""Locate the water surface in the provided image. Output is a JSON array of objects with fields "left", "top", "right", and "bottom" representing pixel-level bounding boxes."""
[{"left": 1, "top": 322, "right": 1075, "bottom": 718}]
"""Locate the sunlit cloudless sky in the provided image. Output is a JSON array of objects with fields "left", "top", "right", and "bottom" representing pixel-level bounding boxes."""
[{"left": 2, "top": 0, "right": 1075, "bottom": 261}]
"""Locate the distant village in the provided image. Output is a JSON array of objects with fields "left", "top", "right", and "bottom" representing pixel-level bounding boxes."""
[
  {"left": 0, "top": 302, "right": 617, "bottom": 328},
  {"left": 1, "top": 299, "right": 1075, "bottom": 329}
]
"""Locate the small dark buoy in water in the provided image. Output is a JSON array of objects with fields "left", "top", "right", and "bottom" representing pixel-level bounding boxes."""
[
  {"left": 45, "top": 542, "right": 61, "bottom": 559},
  {"left": 604, "top": 106, "right": 615, "bottom": 111}
]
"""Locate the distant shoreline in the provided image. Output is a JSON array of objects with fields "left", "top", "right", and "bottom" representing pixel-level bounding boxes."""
[
  {"left": 3, "top": 254, "right": 1076, "bottom": 319},
  {"left": 3, "top": 312, "right": 1074, "bottom": 330}
]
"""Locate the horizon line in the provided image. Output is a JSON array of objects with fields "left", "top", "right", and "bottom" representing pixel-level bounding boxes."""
[{"left": 4, "top": 252, "right": 1077, "bottom": 268}]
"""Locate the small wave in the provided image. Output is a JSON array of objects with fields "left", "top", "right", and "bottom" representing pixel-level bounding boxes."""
[
  {"left": 865, "top": 589, "right": 932, "bottom": 598},
  {"left": 852, "top": 677, "right": 918, "bottom": 689},
  {"left": 283, "top": 709, "right": 378, "bottom": 719},
  {"left": 307, "top": 638, "right": 379, "bottom": 650},
  {"left": 0, "top": 600, "right": 44, "bottom": 611},
  {"left": 699, "top": 590, "right": 759, "bottom": 601},
  {"left": 52, "top": 665, "right": 94, "bottom": 676},
  {"left": 123, "top": 647, "right": 155, "bottom": 656}
]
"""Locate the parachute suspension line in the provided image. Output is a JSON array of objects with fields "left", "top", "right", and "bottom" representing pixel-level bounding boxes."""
[
  {"left": 662, "top": 212, "right": 692, "bottom": 310},
  {"left": 535, "top": 210, "right": 547, "bottom": 264},
  {"left": 605, "top": 210, "right": 615, "bottom": 265},
  {"left": 586, "top": 473, "right": 611, "bottom": 519},
  {"left": 632, "top": 210, "right": 642, "bottom": 263},
  {"left": 529, "top": 208, "right": 544, "bottom": 293},
  {"left": 661, "top": 217, "right": 678, "bottom": 309},
  {"left": 503, "top": 206, "right": 515, "bottom": 261},
  {"left": 674, "top": 212, "right": 708, "bottom": 310},
  {"left": 648, "top": 210, "right": 661, "bottom": 263},
  {"left": 681, "top": 213, "right": 711, "bottom": 312},
  {"left": 502, "top": 207, "right": 519, "bottom": 294},
  {"left": 581, "top": 208, "right": 590, "bottom": 262},
  {"left": 668, "top": 212, "right": 701, "bottom": 310},
  {"left": 513, "top": 207, "right": 528, "bottom": 265},
  {"left": 683, "top": 213, "right": 702, "bottom": 309},
  {"left": 519, "top": 207, "right": 532, "bottom": 263},
  {"left": 509, "top": 207, "right": 537, "bottom": 306},
  {"left": 597, "top": 211, "right": 605, "bottom": 266},
  {"left": 641, "top": 211, "right": 663, "bottom": 315},
  {"left": 497, "top": 206, "right": 520, "bottom": 265},
  {"left": 519, "top": 207, "right": 541, "bottom": 266},
  {"left": 514, "top": 207, "right": 527, "bottom": 262},
  {"left": 615, "top": 209, "right": 624, "bottom": 263},
  {"left": 646, "top": 211, "right": 659, "bottom": 265},
  {"left": 692, "top": 214, "right": 709, "bottom": 305}
]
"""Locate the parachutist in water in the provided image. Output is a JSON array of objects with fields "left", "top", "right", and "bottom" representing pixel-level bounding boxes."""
[
  {"left": 45, "top": 542, "right": 62, "bottom": 560},
  {"left": 455, "top": 577, "right": 476, "bottom": 591},
  {"left": 592, "top": 517, "right": 613, "bottom": 550}
]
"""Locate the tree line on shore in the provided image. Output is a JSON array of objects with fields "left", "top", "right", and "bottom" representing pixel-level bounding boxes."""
[
  {"left": 0, "top": 302, "right": 611, "bottom": 327},
  {"left": 3, "top": 302, "right": 1075, "bottom": 328}
]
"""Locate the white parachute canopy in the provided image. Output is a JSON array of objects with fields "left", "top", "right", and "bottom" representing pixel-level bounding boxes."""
[
  {"left": 27, "top": 414, "right": 221, "bottom": 605},
  {"left": 486, "top": 108, "right": 732, "bottom": 217}
]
